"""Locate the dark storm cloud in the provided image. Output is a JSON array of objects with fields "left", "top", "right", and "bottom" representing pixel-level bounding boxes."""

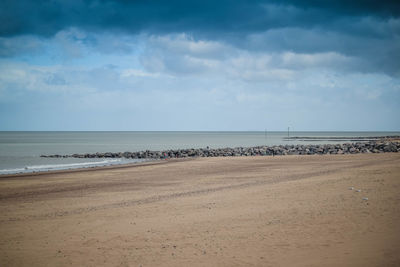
[
  {"left": 1, "top": 0, "right": 399, "bottom": 37},
  {"left": 273, "top": 0, "right": 400, "bottom": 17},
  {"left": 1, "top": 0, "right": 399, "bottom": 76}
]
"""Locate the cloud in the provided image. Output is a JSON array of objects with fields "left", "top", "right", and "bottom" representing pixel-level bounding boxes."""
[
  {"left": 272, "top": 0, "right": 400, "bottom": 17},
  {"left": 243, "top": 24, "right": 400, "bottom": 76},
  {"left": 139, "top": 34, "right": 224, "bottom": 75},
  {"left": 1, "top": 1, "right": 399, "bottom": 76},
  {"left": 146, "top": 34, "right": 233, "bottom": 59},
  {"left": 138, "top": 34, "right": 379, "bottom": 80},
  {"left": 0, "top": 35, "right": 43, "bottom": 56},
  {"left": 1, "top": 0, "right": 398, "bottom": 37},
  {"left": 0, "top": 28, "right": 141, "bottom": 59}
]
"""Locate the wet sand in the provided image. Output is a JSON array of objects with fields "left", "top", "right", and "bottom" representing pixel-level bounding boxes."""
[{"left": 1, "top": 153, "right": 399, "bottom": 266}]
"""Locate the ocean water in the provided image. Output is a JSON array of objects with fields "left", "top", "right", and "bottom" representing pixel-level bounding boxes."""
[{"left": 0, "top": 131, "right": 398, "bottom": 175}]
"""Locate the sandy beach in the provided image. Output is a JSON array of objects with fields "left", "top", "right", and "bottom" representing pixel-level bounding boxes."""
[{"left": 0, "top": 153, "right": 399, "bottom": 266}]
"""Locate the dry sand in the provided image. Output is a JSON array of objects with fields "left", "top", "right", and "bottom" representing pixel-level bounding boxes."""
[{"left": 0, "top": 153, "right": 399, "bottom": 266}]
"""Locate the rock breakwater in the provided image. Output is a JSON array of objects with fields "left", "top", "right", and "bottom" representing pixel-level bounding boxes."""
[
  {"left": 284, "top": 135, "right": 400, "bottom": 142},
  {"left": 41, "top": 140, "right": 400, "bottom": 160}
]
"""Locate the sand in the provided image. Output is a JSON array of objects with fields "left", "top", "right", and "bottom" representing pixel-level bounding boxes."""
[{"left": 0, "top": 153, "right": 399, "bottom": 266}]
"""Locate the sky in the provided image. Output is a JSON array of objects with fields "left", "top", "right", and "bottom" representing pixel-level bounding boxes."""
[{"left": 0, "top": 0, "right": 399, "bottom": 131}]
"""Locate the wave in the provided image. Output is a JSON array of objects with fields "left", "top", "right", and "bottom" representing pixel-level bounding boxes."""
[{"left": 0, "top": 159, "right": 139, "bottom": 175}]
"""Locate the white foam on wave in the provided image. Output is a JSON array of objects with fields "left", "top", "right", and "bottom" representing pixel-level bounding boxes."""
[
  {"left": 24, "top": 159, "right": 122, "bottom": 170},
  {"left": 0, "top": 159, "right": 137, "bottom": 175},
  {"left": 0, "top": 167, "right": 26, "bottom": 174}
]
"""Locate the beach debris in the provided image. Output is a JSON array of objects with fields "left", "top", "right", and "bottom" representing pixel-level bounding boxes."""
[
  {"left": 349, "top": 187, "right": 354, "bottom": 190},
  {"left": 356, "top": 189, "right": 362, "bottom": 192},
  {"left": 362, "top": 197, "right": 369, "bottom": 201}
]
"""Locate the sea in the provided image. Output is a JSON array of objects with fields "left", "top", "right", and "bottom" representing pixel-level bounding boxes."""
[{"left": 1, "top": 131, "right": 399, "bottom": 175}]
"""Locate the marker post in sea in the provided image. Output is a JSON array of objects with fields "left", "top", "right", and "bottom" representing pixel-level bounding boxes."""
[{"left": 265, "top": 129, "right": 267, "bottom": 144}]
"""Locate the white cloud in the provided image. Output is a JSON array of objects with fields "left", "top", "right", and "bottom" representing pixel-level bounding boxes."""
[
  {"left": 146, "top": 34, "right": 234, "bottom": 59},
  {"left": 120, "top": 69, "right": 160, "bottom": 78},
  {"left": 138, "top": 34, "right": 367, "bottom": 83}
]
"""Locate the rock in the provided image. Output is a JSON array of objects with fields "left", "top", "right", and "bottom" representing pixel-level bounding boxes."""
[
  {"left": 122, "top": 152, "right": 132, "bottom": 158},
  {"left": 384, "top": 144, "right": 397, "bottom": 152}
]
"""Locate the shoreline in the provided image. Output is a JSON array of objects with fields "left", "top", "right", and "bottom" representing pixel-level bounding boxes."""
[
  {"left": 1, "top": 134, "right": 399, "bottom": 176},
  {"left": 1, "top": 151, "right": 399, "bottom": 179},
  {"left": 2, "top": 138, "right": 399, "bottom": 176},
  {"left": 0, "top": 158, "right": 191, "bottom": 179}
]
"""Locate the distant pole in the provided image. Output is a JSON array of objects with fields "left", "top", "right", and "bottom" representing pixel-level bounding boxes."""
[{"left": 288, "top": 127, "right": 290, "bottom": 139}]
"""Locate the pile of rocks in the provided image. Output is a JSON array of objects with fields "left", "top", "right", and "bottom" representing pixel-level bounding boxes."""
[{"left": 41, "top": 140, "right": 400, "bottom": 159}]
